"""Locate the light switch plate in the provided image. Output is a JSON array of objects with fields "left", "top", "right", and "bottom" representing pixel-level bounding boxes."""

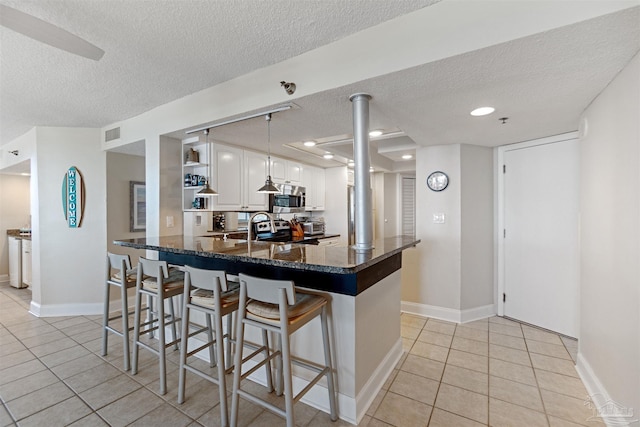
[
  {"left": 433, "top": 213, "right": 445, "bottom": 224},
  {"left": 166, "top": 216, "right": 174, "bottom": 228}
]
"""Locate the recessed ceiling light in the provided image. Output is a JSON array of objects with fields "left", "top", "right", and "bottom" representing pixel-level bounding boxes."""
[
  {"left": 470, "top": 107, "right": 495, "bottom": 116},
  {"left": 323, "top": 153, "right": 334, "bottom": 159},
  {"left": 369, "top": 167, "right": 374, "bottom": 172},
  {"left": 402, "top": 154, "right": 413, "bottom": 160},
  {"left": 347, "top": 160, "right": 355, "bottom": 167},
  {"left": 369, "top": 130, "right": 383, "bottom": 137},
  {"left": 303, "top": 140, "right": 316, "bottom": 147}
]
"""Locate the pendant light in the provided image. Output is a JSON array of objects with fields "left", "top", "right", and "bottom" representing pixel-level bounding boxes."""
[
  {"left": 197, "top": 129, "right": 218, "bottom": 196},
  {"left": 257, "top": 113, "right": 280, "bottom": 193}
]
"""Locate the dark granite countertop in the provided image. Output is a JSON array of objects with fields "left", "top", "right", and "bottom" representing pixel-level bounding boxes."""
[{"left": 114, "top": 234, "right": 420, "bottom": 275}]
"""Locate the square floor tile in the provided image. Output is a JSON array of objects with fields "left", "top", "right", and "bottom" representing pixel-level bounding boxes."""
[
  {"left": 489, "top": 397, "right": 548, "bottom": 427},
  {"left": 489, "top": 376, "right": 544, "bottom": 412},
  {"left": 128, "top": 402, "right": 193, "bottom": 427},
  {"left": 409, "top": 341, "right": 449, "bottom": 362},
  {"left": 446, "top": 349, "right": 488, "bottom": 374},
  {"left": 522, "top": 325, "right": 563, "bottom": 345},
  {"left": 454, "top": 326, "right": 489, "bottom": 343},
  {"left": 80, "top": 374, "right": 142, "bottom": 410},
  {"left": 489, "top": 332, "right": 527, "bottom": 351},
  {"left": 489, "top": 343, "right": 531, "bottom": 366},
  {"left": 427, "top": 408, "right": 485, "bottom": 427},
  {"left": 489, "top": 323, "right": 523, "bottom": 338},
  {"left": 97, "top": 387, "right": 165, "bottom": 427},
  {"left": 0, "top": 359, "right": 46, "bottom": 386},
  {"left": 541, "top": 389, "right": 605, "bottom": 426},
  {"left": 5, "top": 381, "right": 74, "bottom": 421},
  {"left": 17, "top": 396, "right": 92, "bottom": 427},
  {"left": 451, "top": 336, "right": 488, "bottom": 356},
  {"left": 434, "top": 383, "right": 487, "bottom": 424},
  {"left": 0, "top": 369, "right": 60, "bottom": 402},
  {"left": 389, "top": 370, "right": 440, "bottom": 405},
  {"left": 489, "top": 358, "right": 536, "bottom": 386},
  {"left": 373, "top": 391, "right": 432, "bottom": 427},
  {"left": 441, "top": 364, "right": 488, "bottom": 395},
  {"left": 400, "top": 354, "right": 445, "bottom": 381},
  {"left": 535, "top": 370, "right": 588, "bottom": 399},
  {"left": 417, "top": 330, "right": 453, "bottom": 347},
  {"left": 527, "top": 340, "right": 572, "bottom": 360},
  {"left": 424, "top": 320, "right": 456, "bottom": 335},
  {"left": 530, "top": 353, "right": 578, "bottom": 378}
]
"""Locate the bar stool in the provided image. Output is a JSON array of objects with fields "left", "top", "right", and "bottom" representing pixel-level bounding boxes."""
[
  {"left": 131, "top": 257, "right": 184, "bottom": 395},
  {"left": 177, "top": 266, "right": 240, "bottom": 426},
  {"left": 230, "top": 273, "right": 338, "bottom": 427},
  {"left": 102, "top": 252, "right": 138, "bottom": 370}
]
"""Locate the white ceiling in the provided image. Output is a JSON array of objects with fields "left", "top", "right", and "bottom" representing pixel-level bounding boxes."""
[{"left": 1, "top": 1, "right": 639, "bottom": 172}]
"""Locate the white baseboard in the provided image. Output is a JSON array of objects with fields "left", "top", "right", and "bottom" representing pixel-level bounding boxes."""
[
  {"left": 401, "top": 301, "right": 495, "bottom": 324},
  {"left": 576, "top": 352, "right": 638, "bottom": 427},
  {"left": 30, "top": 301, "right": 103, "bottom": 317},
  {"left": 0, "top": 274, "right": 9, "bottom": 285}
]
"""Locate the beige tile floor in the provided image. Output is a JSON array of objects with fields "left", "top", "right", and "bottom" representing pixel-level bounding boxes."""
[{"left": 0, "top": 282, "right": 599, "bottom": 427}]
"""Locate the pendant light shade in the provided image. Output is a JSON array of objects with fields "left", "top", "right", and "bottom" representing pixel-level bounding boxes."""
[
  {"left": 198, "top": 129, "right": 218, "bottom": 196},
  {"left": 257, "top": 114, "right": 281, "bottom": 194}
]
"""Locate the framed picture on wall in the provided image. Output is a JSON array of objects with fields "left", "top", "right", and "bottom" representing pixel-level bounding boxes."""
[{"left": 129, "top": 181, "right": 146, "bottom": 232}]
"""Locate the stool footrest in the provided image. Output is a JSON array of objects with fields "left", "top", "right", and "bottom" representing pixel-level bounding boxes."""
[{"left": 236, "top": 389, "right": 286, "bottom": 418}]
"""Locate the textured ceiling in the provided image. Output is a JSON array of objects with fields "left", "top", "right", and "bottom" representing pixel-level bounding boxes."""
[
  {"left": 1, "top": 1, "right": 639, "bottom": 172},
  {"left": 0, "top": 0, "right": 436, "bottom": 144}
]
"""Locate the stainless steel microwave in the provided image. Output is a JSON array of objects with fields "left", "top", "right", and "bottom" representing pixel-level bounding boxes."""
[{"left": 269, "top": 184, "right": 306, "bottom": 213}]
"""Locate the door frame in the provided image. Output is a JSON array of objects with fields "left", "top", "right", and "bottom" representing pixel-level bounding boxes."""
[{"left": 496, "top": 131, "right": 578, "bottom": 317}]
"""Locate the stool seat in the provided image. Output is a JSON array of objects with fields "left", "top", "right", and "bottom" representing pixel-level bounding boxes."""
[
  {"left": 246, "top": 291, "right": 326, "bottom": 325},
  {"left": 190, "top": 285, "right": 240, "bottom": 309},
  {"left": 141, "top": 268, "right": 184, "bottom": 291},
  {"left": 111, "top": 266, "right": 138, "bottom": 283}
]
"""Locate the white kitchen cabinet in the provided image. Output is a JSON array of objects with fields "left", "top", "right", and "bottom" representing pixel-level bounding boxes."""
[
  {"left": 270, "top": 157, "right": 302, "bottom": 184},
  {"left": 182, "top": 137, "right": 211, "bottom": 211},
  {"left": 22, "top": 239, "right": 32, "bottom": 287},
  {"left": 8, "top": 237, "right": 23, "bottom": 288},
  {"left": 303, "top": 166, "right": 326, "bottom": 211},
  {"left": 210, "top": 144, "right": 268, "bottom": 211}
]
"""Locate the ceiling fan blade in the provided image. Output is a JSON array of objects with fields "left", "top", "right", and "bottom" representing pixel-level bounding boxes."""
[{"left": 0, "top": 4, "right": 104, "bottom": 61}]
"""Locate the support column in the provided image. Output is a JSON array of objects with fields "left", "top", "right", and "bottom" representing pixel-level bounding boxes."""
[{"left": 349, "top": 93, "right": 374, "bottom": 250}]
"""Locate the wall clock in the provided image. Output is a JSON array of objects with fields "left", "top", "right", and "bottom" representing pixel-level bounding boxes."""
[{"left": 427, "top": 171, "right": 449, "bottom": 192}]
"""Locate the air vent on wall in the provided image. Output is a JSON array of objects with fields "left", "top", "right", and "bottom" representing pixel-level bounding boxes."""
[{"left": 105, "top": 127, "right": 120, "bottom": 142}]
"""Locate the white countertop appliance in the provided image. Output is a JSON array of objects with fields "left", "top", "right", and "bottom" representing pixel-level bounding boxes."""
[{"left": 302, "top": 221, "right": 325, "bottom": 236}]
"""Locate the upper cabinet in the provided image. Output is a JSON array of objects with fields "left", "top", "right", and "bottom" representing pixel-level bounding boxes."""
[
  {"left": 270, "top": 157, "right": 302, "bottom": 184},
  {"left": 182, "top": 138, "right": 211, "bottom": 211},
  {"left": 209, "top": 144, "right": 268, "bottom": 211},
  {"left": 303, "top": 166, "right": 325, "bottom": 211}
]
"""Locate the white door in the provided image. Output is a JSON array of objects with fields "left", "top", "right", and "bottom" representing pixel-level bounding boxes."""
[{"left": 503, "top": 138, "right": 579, "bottom": 337}]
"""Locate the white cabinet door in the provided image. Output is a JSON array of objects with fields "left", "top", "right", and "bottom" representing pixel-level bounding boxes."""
[
  {"left": 244, "top": 151, "right": 268, "bottom": 210},
  {"left": 22, "top": 239, "right": 32, "bottom": 287},
  {"left": 211, "top": 144, "right": 243, "bottom": 210},
  {"left": 303, "top": 166, "right": 326, "bottom": 211},
  {"left": 286, "top": 161, "right": 303, "bottom": 184},
  {"left": 270, "top": 157, "right": 286, "bottom": 183},
  {"left": 8, "top": 237, "right": 22, "bottom": 288}
]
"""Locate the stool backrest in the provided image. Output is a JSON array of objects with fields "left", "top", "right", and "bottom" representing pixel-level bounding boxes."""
[
  {"left": 183, "top": 266, "right": 229, "bottom": 292},
  {"left": 107, "top": 252, "right": 132, "bottom": 278},
  {"left": 238, "top": 273, "right": 295, "bottom": 305},
  {"left": 138, "top": 257, "right": 169, "bottom": 279}
]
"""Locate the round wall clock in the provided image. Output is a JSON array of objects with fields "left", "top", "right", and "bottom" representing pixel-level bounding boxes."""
[{"left": 427, "top": 171, "right": 449, "bottom": 192}]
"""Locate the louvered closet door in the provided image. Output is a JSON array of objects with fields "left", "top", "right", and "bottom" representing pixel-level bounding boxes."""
[{"left": 402, "top": 177, "right": 416, "bottom": 236}]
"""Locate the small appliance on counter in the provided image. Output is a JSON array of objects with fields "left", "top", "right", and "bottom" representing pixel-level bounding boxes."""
[
  {"left": 302, "top": 221, "right": 325, "bottom": 236},
  {"left": 253, "top": 219, "right": 292, "bottom": 241}
]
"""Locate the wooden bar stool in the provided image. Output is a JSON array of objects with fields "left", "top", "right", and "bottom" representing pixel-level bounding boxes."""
[
  {"left": 177, "top": 266, "right": 240, "bottom": 426},
  {"left": 230, "top": 273, "right": 338, "bottom": 427},
  {"left": 131, "top": 257, "right": 184, "bottom": 395},
  {"left": 102, "top": 252, "right": 138, "bottom": 370}
]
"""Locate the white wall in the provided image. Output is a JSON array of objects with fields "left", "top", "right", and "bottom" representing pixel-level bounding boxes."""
[
  {"left": 577, "top": 53, "right": 639, "bottom": 419},
  {"left": 460, "top": 144, "right": 494, "bottom": 310},
  {"left": 0, "top": 174, "right": 30, "bottom": 279},
  {"left": 31, "top": 127, "right": 107, "bottom": 316},
  {"left": 403, "top": 143, "right": 494, "bottom": 322},
  {"left": 413, "top": 144, "right": 462, "bottom": 311},
  {"left": 106, "top": 152, "right": 146, "bottom": 262}
]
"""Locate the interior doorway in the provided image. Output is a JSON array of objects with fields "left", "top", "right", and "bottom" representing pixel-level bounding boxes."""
[{"left": 498, "top": 133, "right": 580, "bottom": 337}]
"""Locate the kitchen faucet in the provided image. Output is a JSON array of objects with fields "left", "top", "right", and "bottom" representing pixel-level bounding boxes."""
[{"left": 247, "top": 211, "right": 277, "bottom": 241}]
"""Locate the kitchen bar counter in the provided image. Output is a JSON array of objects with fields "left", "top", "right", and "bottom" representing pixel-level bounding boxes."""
[
  {"left": 114, "top": 234, "right": 420, "bottom": 424},
  {"left": 114, "top": 234, "right": 419, "bottom": 296}
]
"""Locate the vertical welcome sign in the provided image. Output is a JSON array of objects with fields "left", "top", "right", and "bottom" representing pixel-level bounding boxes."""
[{"left": 61, "top": 166, "right": 85, "bottom": 228}]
